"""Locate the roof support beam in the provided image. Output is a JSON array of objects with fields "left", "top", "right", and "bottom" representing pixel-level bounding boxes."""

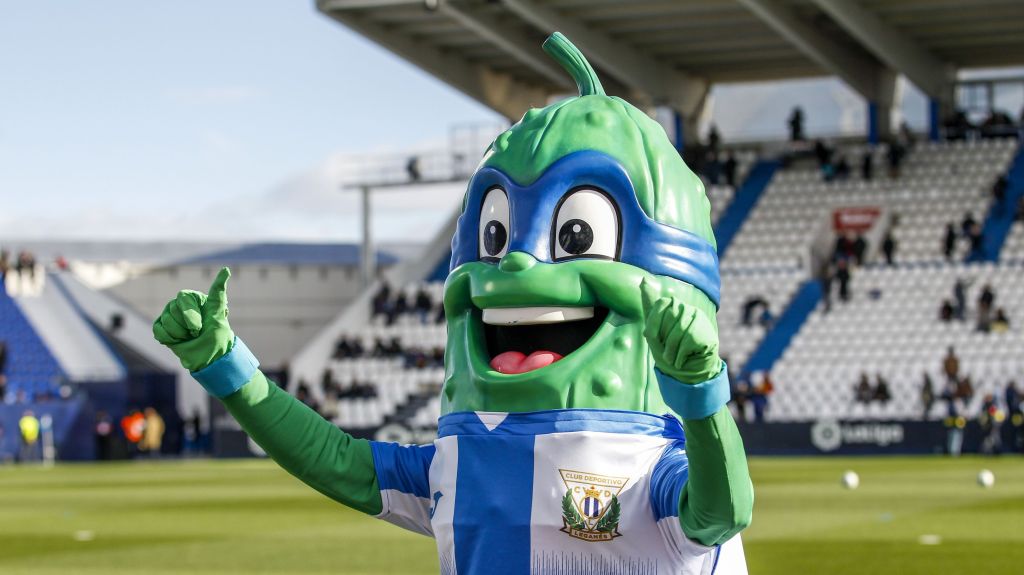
[
  {"left": 438, "top": 0, "right": 574, "bottom": 91},
  {"left": 810, "top": 0, "right": 954, "bottom": 102},
  {"left": 317, "top": 0, "right": 547, "bottom": 120},
  {"left": 735, "top": 0, "right": 889, "bottom": 103},
  {"left": 500, "top": 0, "right": 708, "bottom": 117}
]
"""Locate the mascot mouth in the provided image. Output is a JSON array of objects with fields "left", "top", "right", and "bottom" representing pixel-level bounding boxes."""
[{"left": 481, "top": 306, "right": 609, "bottom": 374}]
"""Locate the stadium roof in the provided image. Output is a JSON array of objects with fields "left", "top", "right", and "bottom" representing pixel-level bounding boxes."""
[
  {"left": 181, "top": 243, "right": 399, "bottom": 266},
  {"left": 317, "top": 0, "right": 1024, "bottom": 121}
]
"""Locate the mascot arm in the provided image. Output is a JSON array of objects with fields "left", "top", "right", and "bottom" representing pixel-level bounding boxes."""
[
  {"left": 641, "top": 279, "right": 753, "bottom": 547},
  {"left": 153, "top": 267, "right": 383, "bottom": 516}
]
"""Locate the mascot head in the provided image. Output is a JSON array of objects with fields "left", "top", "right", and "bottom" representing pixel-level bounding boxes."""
[{"left": 441, "top": 33, "right": 720, "bottom": 414}]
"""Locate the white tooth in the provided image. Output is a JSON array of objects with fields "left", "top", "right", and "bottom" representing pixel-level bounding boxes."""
[{"left": 482, "top": 306, "right": 595, "bottom": 326}]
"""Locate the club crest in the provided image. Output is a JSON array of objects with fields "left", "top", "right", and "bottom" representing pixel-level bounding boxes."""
[{"left": 558, "top": 469, "right": 627, "bottom": 542}]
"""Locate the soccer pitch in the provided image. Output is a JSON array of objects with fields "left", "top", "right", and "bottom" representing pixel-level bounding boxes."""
[{"left": 1, "top": 456, "right": 1021, "bottom": 574}]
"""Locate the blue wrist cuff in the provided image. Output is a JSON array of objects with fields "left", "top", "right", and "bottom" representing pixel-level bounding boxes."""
[
  {"left": 190, "top": 337, "right": 260, "bottom": 399},
  {"left": 656, "top": 362, "right": 730, "bottom": 420}
]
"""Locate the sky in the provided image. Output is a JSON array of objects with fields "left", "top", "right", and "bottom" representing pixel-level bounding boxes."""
[
  {"left": 3, "top": 3, "right": 1011, "bottom": 246},
  {"left": 0, "top": 2, "right": 499, "bottom": 244}
]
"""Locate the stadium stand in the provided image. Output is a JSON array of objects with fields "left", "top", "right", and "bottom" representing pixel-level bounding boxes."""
[
  {"left": 0, "top": 286, "right": 65, "bottom": 401},
  {"left": 771, "top": 261, "right": 1023, "bottom": 422},
  {"left": 301, "top": 138, "right": 1024, "bottom": 430}
]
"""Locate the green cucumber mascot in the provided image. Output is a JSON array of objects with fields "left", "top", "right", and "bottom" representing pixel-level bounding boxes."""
[{"left": 154, "top": 33, "right": 752, "bottom": 574}]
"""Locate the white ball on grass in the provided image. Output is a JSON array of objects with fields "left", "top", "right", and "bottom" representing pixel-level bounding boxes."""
[
  {"left": 977, "top": 469, "right": 995, "bottom": 489},
  {"left": 842, "top": 470, "right": 860, "bottom": 490}
]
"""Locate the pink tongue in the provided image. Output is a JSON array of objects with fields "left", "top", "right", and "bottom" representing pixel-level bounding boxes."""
[{"left": 490, "top": 350, "right": 564, "bottom": 374}]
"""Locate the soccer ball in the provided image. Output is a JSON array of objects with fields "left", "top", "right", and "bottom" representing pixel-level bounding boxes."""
[
  {"left": 841, "top": 470, "right": 860, "bottom": 490},
  {"left": 977, "top": 469, "right": 995, "bottom": 489}
]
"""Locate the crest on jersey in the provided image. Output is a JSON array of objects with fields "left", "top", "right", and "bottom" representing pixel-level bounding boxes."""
[{"left": 558, "top": 469, "right": 627, "bottom": 542}]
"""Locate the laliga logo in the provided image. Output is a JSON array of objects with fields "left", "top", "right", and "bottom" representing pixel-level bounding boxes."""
[{"left": 811, "top": 419, "right": 905, "bottom": 452}]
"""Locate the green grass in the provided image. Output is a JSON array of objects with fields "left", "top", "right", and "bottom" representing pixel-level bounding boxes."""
[{"left": 0, "top": 456, "right": 1021, "bottom": 574}]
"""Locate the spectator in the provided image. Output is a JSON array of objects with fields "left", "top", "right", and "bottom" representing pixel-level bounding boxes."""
[
  {"left": 993, "top": 174, "right": 1009, "bottom": 206},
  {"left": 788, "top": 107, "right": 805, "bottom": 141},
  {"left": 835, "top": 259, "right": 851, "bottom": 302},
  {"left": 943, "top": 109, "right": 974, "bottom": 141},
  {"left": 18, "top": 410, "right": 40, "bottom": 462},
  {"left": 938, "top": 299, "right": 955, "bottom": 322},
  {"left": 960, "top": 212, "right": 977, "bottom": 238},
  {"left": 956, "top": 376, "right": 975, "bottom": 403},
  {"left": 707, "top": 124, "right": 721, "bottom": 153},
  {"left": 833, "top": 156, "right": 851, "bottom": 181},
  {"left": 295, "top": 383, "right": 320, "bottom": 415},
  {"left": 943, "top": 223, "right": 957, "bottom": 261},
  {"left": 852, "top": 234, "right": 867, "bottom": 266},
  {"left": 921, "top": 373, "right": 935, "bottom": 420},
  {"left": 833, "top": 232, "right": 855, "bottom": 262},
  {"left": 861, "top": 150, "right": 873, "bottom": 181},
  {"left": 741, "top": 296, "right": 769, "bottom": 327},
  {"left": 1007, "top": 381, "right": 1023, "bottom": 453},
  {"left": 414, "top": 285, "right": 433, "bottom": 324},
  {"left": 813, "top": 140, "right": 833, "bottom": 179},
  {"left": 406, "top": 156, "right": 421, "bottom": 182},
  {"left": 874, "top": 374, "right": 892, "bottom": 405},
  {"left": 723, "top": 153, "right": 738, "bottom": 188},
  {"left": 140, "top": 407, "right": 165, "bottom": 457},
  {"left": 952, "top": 279, "right": 968, "bottom": 320},
  {"left": 978, "top": 394, "right": 1003, "bottom": 454},
  {"left": 942, "top": 346, "right": 960, "bottom": 385},
  {"left": 976, "top": 302, "right": 993, "bottom": 332},
  {"left": 881, "top": 231, "right": 896, "bottom": 265},
  {"left": 854, "top": 373, "right": 873, "bottom": 404},
  {"left": 886, "top": 140, "right": 905, "bottom": 179},
  {"left": 703, "top": 150, "right": 721, "bottom": 184},
  {"left": 371, "top": 282, "right": 392, "bottom": 320},
  {"left": 992, "top": 308, "right": 1010, "bottom": 333},
  {"left": 967, "top": 222, "right": 984, "bottom": 259},
  {"left": 978, "top": 284, "right": 995, "bottom": 310},
  {"left": 821, "top": 264, "right": 834, "bottom": 314}
]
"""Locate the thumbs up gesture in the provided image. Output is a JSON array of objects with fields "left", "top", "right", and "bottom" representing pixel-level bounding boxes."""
[
  {"left": 153, "top": 267, "right": 235, "bottom": 372},
  {"left": 639, "top": 277, "right": 721, "bottom": 385}
]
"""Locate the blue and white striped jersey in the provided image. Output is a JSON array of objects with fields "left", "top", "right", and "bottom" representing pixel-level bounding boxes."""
[{"left": 370, "top": 409, "right": 746, "bottom": 575}]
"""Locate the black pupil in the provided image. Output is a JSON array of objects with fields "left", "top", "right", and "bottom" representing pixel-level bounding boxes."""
[
  {"left": 558, "top": 219, "right": 593, "bottom": 255},
  {"left": 483, "top": 220, "right": 507, "bottom": 257}
]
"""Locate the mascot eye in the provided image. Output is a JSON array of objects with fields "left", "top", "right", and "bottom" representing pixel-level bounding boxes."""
[
  {"left": 479, "top": 187, "right": 509, "bottom": 261},
  {"left": 553, "top": 189, "right": 618, "bottom": 260}
]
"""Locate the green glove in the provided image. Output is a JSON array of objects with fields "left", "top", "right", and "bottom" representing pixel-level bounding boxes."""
[
  {"left": 639, "top": 277, "right": 721, "bottom": 384},
  {"left": 152, "top": 267, "right": 235, "bottom": 372}
]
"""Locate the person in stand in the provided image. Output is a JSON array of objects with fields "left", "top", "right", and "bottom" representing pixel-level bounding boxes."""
[
  {"left": 852, "top": 234, "right": 867, "bottom": 266},
  {"left": 788, "top": 107, "right": 805, "bottom": 141},
  {"left": 707, "top": 124, "right": 721, "bottom": 154},
  {"left": 952, "top": 279, "right": 968, "bottom": 321},
  {"left": 960, "top": 212, "right": 977, "bottom": 238},
  {"left": 920, "top": 373, "right": 935, "bottom": 420},
  {"left": 991, "top": 308, "right": 1010, "bottom": 333},
  {"left": 723, "top": 153, "right": 738, "bottom": 188},
  {"left": 886, "top": 140, "right": 905, "bottom": 179},
  {"left": 881, "top": 231, "right": 896, "bottom": 265},
  {"left": 873, "top": 374, "right": 892, "bottom": 405},
  {"left": 943, "top": 223, "right": 957, "bottom": 261},
  {"left": 861, "top": 150, "right": 874, "bottom": 181},
  {"left": 854, "top": 373, "right": 874, "bottom": 404},
  {"left": 835, "top": 259, "right": 851, "bottom": 302},
  {"left": 939, "top": 299, "right": 954, "bottom": 322},
  {"left": 414, "top": 285, "right": 433, "bottom": 325},
  {"left": 967, "top": 223, "right": 984, "bottom": 259},
  {"left": 942, "top": 347, "right": 960, "bottom": 385}
]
